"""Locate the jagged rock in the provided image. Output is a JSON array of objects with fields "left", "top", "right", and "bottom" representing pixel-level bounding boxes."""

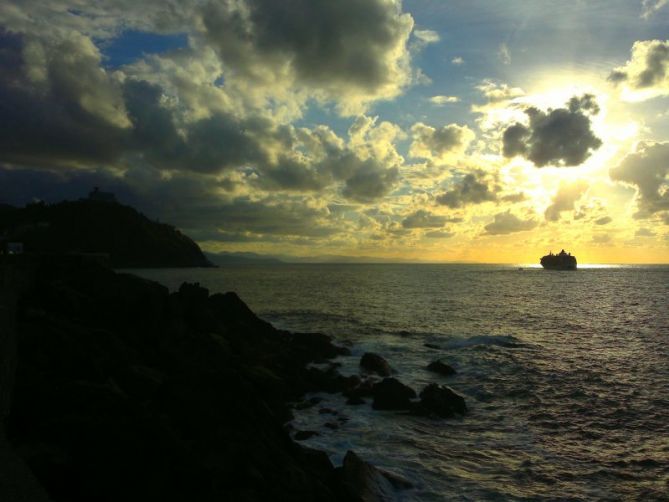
[
  {"left": 294, "top": 430, "right": 320, "bottom": 441},
  {"left": 340, "top": 451, "right": 396, "bottom": 502},
  {"left": 426, "top": 360, "right": 456, "bottom": 376},
  {"left": 413, "top": 383, "right": 467, "bottom": 418},
  {"left": 7, "top": 258, "right": 347, "bottom": 501},
  {"left": 372, "top": 378, "right": 416, "bottom": 411},
  {"left": 377, "top": 467, "right": 414, "bottom": 490},
  {"left": 346, "top": 396, "right": 366, "bottom": 406},
  {"left": 359, "top": 353, "right": 392, "bottom": 377}
]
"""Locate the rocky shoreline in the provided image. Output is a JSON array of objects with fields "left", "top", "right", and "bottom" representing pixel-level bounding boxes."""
[{"left": 1, "top": 256, "right": 466, "bottom": 501}]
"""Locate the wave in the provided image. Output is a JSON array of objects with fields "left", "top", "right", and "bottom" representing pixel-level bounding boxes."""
[{"left": 444, "top": 335, "right": 523, "bottom": 349}]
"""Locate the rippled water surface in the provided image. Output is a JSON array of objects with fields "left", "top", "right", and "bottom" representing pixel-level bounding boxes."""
[{"left": 134, "top": 264, "right": 669, "bottom": 501}]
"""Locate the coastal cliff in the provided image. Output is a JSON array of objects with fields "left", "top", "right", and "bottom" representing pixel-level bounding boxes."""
[
  {"left": 2, "top": 256, "right": 357, "bottom": 501},
  {"left": 0, "top": 200, "right": 212, "bottom": 268}
]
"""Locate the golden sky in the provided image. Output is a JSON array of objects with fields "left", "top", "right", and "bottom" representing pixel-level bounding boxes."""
[{"left": 0, "top": 1, "right": 668, "bottom": 263}]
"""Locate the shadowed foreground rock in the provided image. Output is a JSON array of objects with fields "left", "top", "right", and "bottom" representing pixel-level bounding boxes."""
[
  {"left": 5, "top": 257, "right": 358, "bottom": 501},
  {"left": 359, "top": 353, "right": 392, "bottom": 377},
  {"left": 372, "top": 378, "right": 416, "bottom": 411},
  {"left": 339, "top": 451, "right": 396, "bottom": 502},
  {"left": 413, "top": 383, "right": 467, "bottom": 418},
  {"left": 426, "top": 360, "right": 456, "bottom": 376}
]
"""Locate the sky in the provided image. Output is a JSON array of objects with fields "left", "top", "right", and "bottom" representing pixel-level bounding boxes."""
[{"left": 1, "top": 1, "right": 669, "bottom": 263}]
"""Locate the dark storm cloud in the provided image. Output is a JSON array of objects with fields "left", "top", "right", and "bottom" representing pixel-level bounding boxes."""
[
  {"left": 608, "top": 40, "right": 669, "bottom": 88},
  {"left": 342, "top": 163, "right": 399, "bottom": 203},
  {"left": 0, "top": 30, "right": 129, "bottom": 167},
  {"left": 502, "top": 94, "right": 602, "bottom": 167},
  {"left": 200, "top": 0, "right": 413, "bottom": 95},
  {"left": 401, "top": 209, "right": 446, "bottom": 228},
  {"left": 610, "top": 141, "right": 669, "bottom": 218},
  {"left": 484, "top": 211, "right": 538, "bottom": 235},
  {"left": 435, "top": 171, "right": 499, "bottom": 208}
]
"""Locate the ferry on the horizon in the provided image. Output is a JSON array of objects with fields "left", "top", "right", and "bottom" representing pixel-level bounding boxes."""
[{"left": 540, "top": 249, "right": 577, "bottom": 270}]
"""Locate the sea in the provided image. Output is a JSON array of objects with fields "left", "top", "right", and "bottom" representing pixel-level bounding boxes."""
[{"left": 132, "top": 264, "right": 669, "bottom": 501}]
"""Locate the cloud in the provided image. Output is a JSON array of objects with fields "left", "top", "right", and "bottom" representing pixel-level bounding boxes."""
[
  {"left": 409, "top": 123, "right": 474, "bottom": 161},
  {"left": 436, "top": 170, "right": 499, "bottom": 208},
  {"left": 402, "top": 209, "right": 446, "bottom": 228},
  {"left": 451, "top": 57, "right": 464, "bottom": 65},
  {"left": 544, "top": 181, "right": 589, "bottom": 221},
  {"left": 641, "top": 0, "right": 668, "bottom": 18},
  {"left": 498, "top": 43, "right": 511, "bottom": 65},
  {"left": 608, "top": 40, "right": 669, "bottom": 98},
  {"left": 610, "top": 141, "right": 669, "bottom": 218},
  {"left": 413, "top": 29, "right": 440, "bottom": 44},
  {"left": 425, "top": 230, "right": 453, "bottom": 239},
  {"left": 595, "top": 216, "right": 612, "bottom": 225},
  {"left": 502, "top": 94, "right": 602, "bottom": 167},
  {"left": 635, "top": 228, "right": 655, "bottom": 237},
  {"left": 200, "top": 0, "right": 415, "bottom": 114},
  {"left": 484, "top": 211, "right": 537, "bottom": 235},
  {"left": 0, "top": 29, "right": 130, "bottom": 167},
  {"left": 476, "top": 81, "right": 524, "bottom": 103},
  {"left": 429, "top": 95, "right": 459, "bottom": 105}
]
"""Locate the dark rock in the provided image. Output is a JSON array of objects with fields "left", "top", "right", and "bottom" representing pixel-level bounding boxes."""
[
  {"left": 346, "top": 396, "right": 366, "bottom": 406},
  {"left": 291, "top": 332, "right": 351, "bottom": 362},
  {"left": 7, "top": 258, "right": 348, "bottom": 501},
  {"left": 319, "top": 408, "right": 337, "bottom": 415},
  {"left": 294, "top": 430, "right": 320, "bottom": 441},
  {"left": 340, "top": 450, "right": 396, "bottom": 502},
  {"left": 377, "top": 468, "right": 414, "bottom": 490},
  {"left": 424, "top": 343, "right": 441, "bottom": 350},
  {"left": 324, "top": 422, "right": 339, "bottom": 430},
  {"left": 426, "top": 360, "right": 456, "bottom": 376},
  {"left": 413, "top": 383, "right": 467, "bottom": 418},
  {"left": 372, "top": 378, "right": 416, "bottom": 411},
  {"left": 359, "top": 353, "right": 392, "bottom": 377}
]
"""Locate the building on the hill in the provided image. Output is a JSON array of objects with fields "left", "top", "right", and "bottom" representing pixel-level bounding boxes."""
[{"left": 88, "top": 187, "right": 117, "bottom": 204}]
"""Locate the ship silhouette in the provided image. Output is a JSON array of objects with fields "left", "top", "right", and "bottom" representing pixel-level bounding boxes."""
[{"left": 540, "top": 249, "right": 577, "bottom": 270}]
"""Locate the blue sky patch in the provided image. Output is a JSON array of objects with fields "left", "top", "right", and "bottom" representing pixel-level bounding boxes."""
[{"left": 99, "top": 30, "right": 188, "bottom": 68}]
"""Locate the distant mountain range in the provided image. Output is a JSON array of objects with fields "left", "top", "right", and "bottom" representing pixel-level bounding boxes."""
[
  {"left": 0, "top": 199, "right": 212, "bottom": 268},
  {"left": 205, "top": 251, "right": 422, "bottom": 265}
]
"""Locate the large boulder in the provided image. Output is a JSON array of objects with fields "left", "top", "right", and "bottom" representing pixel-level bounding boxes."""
[
  {"left": 426, "top": 360, "right": 456, "bottom": 376},
  {"left": 359, "top": 353, "right": 392, "bottom": 377},
  {"left": 372, "top": 378, "right": 416, "bottom": 411},
  {"left": 413, "top": 383, "right": 467, "bottom": 418},
  {"left": 340, "top": 450, "right": 396, "bottom": 502}
]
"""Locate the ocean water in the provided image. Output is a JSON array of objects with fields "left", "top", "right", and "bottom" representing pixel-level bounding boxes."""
[{"left": 132, "top": 264, "right": 669, "bottom": 501}]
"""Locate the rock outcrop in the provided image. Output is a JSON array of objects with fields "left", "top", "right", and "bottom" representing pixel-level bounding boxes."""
[
  {"left": 4, "top": 257, "right": 353, "bottom": 501},
  {"left": 413, "top": 383, "right": 467, "bottom": 418},
  {"left": 359, "top": 353, "right": 392, "bottom": 377},
  {"left": 372, "top": 378, "right": 416, "bottom": 411},
  {"left": 426, "top": 360, "right": 456, "bottom": 376}
]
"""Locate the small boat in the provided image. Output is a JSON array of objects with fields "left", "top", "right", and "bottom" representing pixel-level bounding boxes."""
[{"left": 540, "top": 249, "right": 577, "bottom": 270}]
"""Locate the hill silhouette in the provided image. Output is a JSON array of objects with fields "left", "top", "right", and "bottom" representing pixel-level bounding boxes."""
[{"left": 0, "top": 199, "right": 212, "bottom": 268}]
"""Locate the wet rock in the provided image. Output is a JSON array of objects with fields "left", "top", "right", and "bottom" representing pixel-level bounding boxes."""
[
  {"left": 340, "top": 450, "right": 396, "bottom": 502},
  {"left": 346, "top": 396, "right": 366, "bottom": 406},
  {"left": 372, "top": 378, "right": 416, "bottom": 411},
  {"left": 291, "top": 332, "right": 351, "bottom": 362},
  {"left": 294, "top": 430, "right": 320, "bottom": 441},
  {"left": 359, "top": 353, "right": 392, "bottom": 377},
  {"left": 377, "top": 467, "right": 414, "bottom": 490},
  {"left": 426, "top": 360, "right": 456, "bottom": 376},
  {"left": 413, "top": 383, "right": 467, "bottom": 418}
]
